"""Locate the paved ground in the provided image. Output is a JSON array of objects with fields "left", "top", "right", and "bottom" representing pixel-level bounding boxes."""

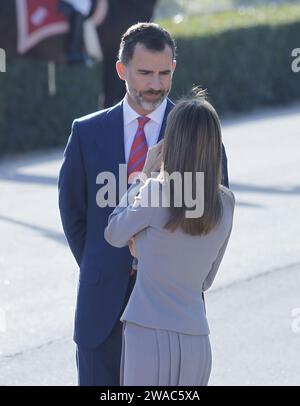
[{"left": 0, "top": 103, "right": 300, "bottom": 386}]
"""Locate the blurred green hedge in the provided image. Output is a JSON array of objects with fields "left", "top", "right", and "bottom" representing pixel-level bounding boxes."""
[
  {"left": 1, "top": 4, "right": 300, "bottom": 156},
  {"left": 0, "top": 61, "right": 101, "bottom": 156},
  {"left": 165, "top": 4, "right": 300, "bottom": 112}
]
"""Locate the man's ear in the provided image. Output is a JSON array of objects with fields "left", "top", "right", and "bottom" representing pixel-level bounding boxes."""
[
  {"left": 116, "top": 60, "right": 126, "bottom": 81},
  {"left": 172, "top": 60, "right": 177, "bottom": 75}
]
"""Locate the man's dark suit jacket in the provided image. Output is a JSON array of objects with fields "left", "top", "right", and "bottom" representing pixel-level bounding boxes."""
[{"left": 58, "top": 98, "right": 229, "bottom": 349}]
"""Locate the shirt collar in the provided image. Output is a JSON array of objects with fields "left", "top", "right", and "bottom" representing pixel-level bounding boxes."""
[{"left": 123, "top": 94, "right": 167, "bottom": 126}]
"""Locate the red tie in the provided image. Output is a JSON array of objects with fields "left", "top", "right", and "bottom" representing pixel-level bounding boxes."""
[{"left": 127, "top": 116, "right": 150, "bottom": 184}]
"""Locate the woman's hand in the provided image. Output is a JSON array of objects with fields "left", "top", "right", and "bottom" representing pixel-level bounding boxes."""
[
  {"left": 128, "top": 237, "right": 137, "bottom": 257},
  {"left": 142, "top": 140, "right": 164, "bottom": 178}
]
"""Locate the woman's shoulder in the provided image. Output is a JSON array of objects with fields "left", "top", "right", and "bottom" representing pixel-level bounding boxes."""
[{"left": 219, "top": 185, "right": 235, "bottom": 209}]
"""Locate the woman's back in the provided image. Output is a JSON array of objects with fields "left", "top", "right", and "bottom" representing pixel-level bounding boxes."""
[{"left": 119, "top": 178, "right": 235, "bottom": 334}]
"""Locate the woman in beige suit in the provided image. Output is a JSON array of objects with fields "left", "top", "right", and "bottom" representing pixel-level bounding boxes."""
[{"left": 104, "top": 95, "right": 235, "bottom": 386}]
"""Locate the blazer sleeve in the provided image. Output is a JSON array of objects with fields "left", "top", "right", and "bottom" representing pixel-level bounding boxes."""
[
  {"left": 58, "top": 120, "right": 87, "bottom": 266},
  {"left": 202, "top": 190, "right": 235, "bottom": 291},
  {"left": 104, "top": 178, "right": 153, "bottom": 248},
  {"left": 202, "top": 231, "right": 232, "bottom": 292}
]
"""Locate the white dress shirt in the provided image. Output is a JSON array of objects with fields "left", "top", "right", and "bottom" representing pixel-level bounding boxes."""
[{"left": 123, "top": 95, "right": 167, "bottom": 164}]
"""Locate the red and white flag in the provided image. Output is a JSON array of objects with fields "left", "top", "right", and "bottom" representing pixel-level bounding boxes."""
[{"left": 15, "top": 0, "right": 68, "bottom": 54}]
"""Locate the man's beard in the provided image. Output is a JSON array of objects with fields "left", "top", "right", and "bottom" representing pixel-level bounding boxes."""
[{"left": 127, "top": 86, "right": 169, "bottom": 111}]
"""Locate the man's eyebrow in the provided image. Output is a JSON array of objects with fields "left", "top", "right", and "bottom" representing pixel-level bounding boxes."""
[
  {"left": 137, "top": 69, "right": 172, "bottom": 73},
  {"left": 137, "top": 69, "right": 153, "bottom": 73}
]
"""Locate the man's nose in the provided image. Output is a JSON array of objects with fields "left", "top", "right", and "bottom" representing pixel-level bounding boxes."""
[{"left": 149, "top": 75, "right": 162, "bottom": 91}]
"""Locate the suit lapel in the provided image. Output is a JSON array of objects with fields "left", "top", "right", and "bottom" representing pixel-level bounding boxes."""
[
  {"left": 157, "top": 98, "right": 174, "bottom": 142},
  {"left": 106, "top": 100, "right": 125, "bottom": 164},
  {"left": 95, "top": 99, "right": 125, "bottom": 166},
  {"left": 93, "top": 100, "right": 126, "bottom": 202}
]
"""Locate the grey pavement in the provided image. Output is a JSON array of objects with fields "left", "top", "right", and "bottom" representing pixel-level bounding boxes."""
[{"left": 0, "top": 103, "right": 300, "bottom": 385}]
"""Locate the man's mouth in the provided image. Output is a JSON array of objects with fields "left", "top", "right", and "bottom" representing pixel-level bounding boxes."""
[{"left": 143, "top": 92, "right": 163, "bottom": 100}]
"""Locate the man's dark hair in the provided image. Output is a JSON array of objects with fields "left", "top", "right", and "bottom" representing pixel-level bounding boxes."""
[{"left": 118, "top": 22, "right": 176, "bottom": 65}]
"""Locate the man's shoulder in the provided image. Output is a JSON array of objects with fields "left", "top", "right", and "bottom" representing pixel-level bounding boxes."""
[
  {"left": 75, "top": 109, "right": 108, "bottom": 124},
  {"left": 166, "top": 98, "right": 175, "bottom": 111},
  {"left": 74, "top": 100, "right": 123, "bottom": 128}
]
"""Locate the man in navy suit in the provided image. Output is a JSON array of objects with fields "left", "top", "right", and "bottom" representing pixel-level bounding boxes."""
[{"left": 58, "top": 22, "right": 229, "bottom": 386}]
